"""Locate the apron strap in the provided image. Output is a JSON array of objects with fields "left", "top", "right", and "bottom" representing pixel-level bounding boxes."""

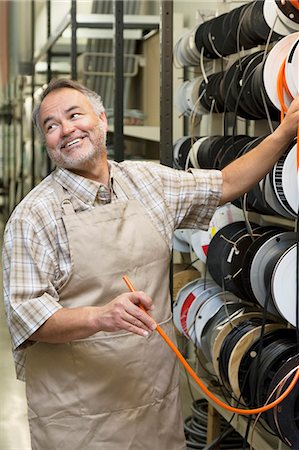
[
  {"left": 112, "top": 174, "right": 135, "bottom": 200},
  {"left": 52, "top": 180, "right": 76, "bottom": 215}
]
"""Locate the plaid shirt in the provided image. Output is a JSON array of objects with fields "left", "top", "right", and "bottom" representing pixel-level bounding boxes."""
[{"left": 2, "top": 160, "right": 222, "bottom": 380}]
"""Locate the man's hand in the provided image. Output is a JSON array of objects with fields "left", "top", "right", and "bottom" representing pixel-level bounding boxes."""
[{"left": 96, "top": 291, "right": 157, "bottom": 337}]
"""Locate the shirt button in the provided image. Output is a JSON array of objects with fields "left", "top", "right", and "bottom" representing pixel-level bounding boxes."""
[{"left": 99, "top": 185, "right": 106, "bottom": 192}]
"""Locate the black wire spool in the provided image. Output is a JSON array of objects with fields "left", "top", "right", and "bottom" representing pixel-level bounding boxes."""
[
  {"left": 264, "top": 354, "right": 299, "bottom": 449},
  {"left": 198, "top": 72, "right": 225, "bottom": 114},
  {"left": 207, "top": 222, "right": 261, "bottom": 299},
  {"left": 218, "top": 317, "right": 264, "bottom": 392},
  {"left": 240, "top": 226, "right": 287, "bottom": 305},
  {"left": 218, "top": 4, "right": 250, "bottom": 56},
  {"left": 238, "top": 328, "right": 297, "bottom": 407},
  {"left": 217, "top": 136, "right": 254, "bottom": 170},
  {"left": 251, "top": 61, "right": 281, "bottom": 121},
  {"left": 200, "top": 301, "right": 250, "bottom": 362},
  {"left": 236, "top": 52, "right": 271, "bottom": 121},
  {"left": 185, "top": 398, "right": 248, "bottom": 449},
  {"left": 196, "top": 136, "right": 226, "bottom": 169},
  {"left": 229, "top": 225, "right": 283, "bottom": 301},
  {"left": 206, "top": 221, "right": 254, "bottom": 292},
  {"left": 241, "top": 1, "right": 282, "bottom": 46},
  {"left": 173, "top": 136, "right": 200, "bottom": 170},
  {"left": 220, "top": 58, "right": 242, "bottom": 114}
]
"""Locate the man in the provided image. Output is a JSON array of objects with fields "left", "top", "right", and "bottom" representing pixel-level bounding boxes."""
[{"left": 3, "top": 78, "right": 299, "bottom": 450}]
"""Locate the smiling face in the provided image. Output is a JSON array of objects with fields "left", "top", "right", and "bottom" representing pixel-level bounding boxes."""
[{"left": 39, "top": 87, "right": 108, "bottom": 178}]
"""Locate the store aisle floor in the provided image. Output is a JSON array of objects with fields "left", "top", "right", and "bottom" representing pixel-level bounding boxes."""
[{"left": 0, "top": 224, "right": 31, "bottom": 450}]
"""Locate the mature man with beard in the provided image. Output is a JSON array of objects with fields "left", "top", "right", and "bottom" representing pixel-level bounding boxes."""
[{"left": 3, "top": 78, "right": 299, "bottom": 450}]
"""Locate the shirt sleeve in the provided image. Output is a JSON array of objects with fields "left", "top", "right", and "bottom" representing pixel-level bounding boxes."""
[
  {"left": 155, "top": 164, "right": 223, "bottom": 231},
  {"left": 2, "top": 217, "right": 62, "bottom": 350}
]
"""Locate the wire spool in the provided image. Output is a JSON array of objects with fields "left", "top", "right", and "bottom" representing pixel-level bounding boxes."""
[
  {"left": 271, "top": 243, "right": 299, "bottom": 326},
  {"left": 285, "top": 38, "right": 299, "bottom": 99},
  {"left": 194, "top": 291, "right": 240, "bottom": 353},
  {"left": 236, "top": 52, "right": 270, "bottom": 121},
  {"left": 173, "top": 228, "right": 192, "bottom": 253},
  {"left": 264, "top": 354, "right": 299, "bottom": 449},
  {"left": 263, "top": 172, "right": 296, "bottom": 219},
  {"left": 228, "top": 322, "right": 285, "bottom": 399},
  {"left": 249, "top": 231, "right": 297, "bottom": 316},
  {"left": 276, "top": 0, "right": 299, "bottom": 31},
  {"left": 240, "top": 226, "right": 287, "bottom": 305},
  {"left": 200, "top": 301, "right": 249, "bottom": 362},
  {"left": 173, "top": 25, "right": 202, "bottom": 67},
  {"left": 263, "top": 32, "right": 299, "bottom": 111},
  {"left": 185, "top": 283, "right": 222, "bottom": 343},
  {"left": 217, "top": 136, "right": 254, "bottom": 170},
  {"left": 190, "top": 203, "right": 245, "bottom": 265},
  {"left": 198, "top": 72, "right": 225, "bottom": 114},
  {"left": 264, "top": 0, "right": 299, "bottom": 35},
  {"left": 173, "top": 266, "right": 201, "bottom": 302},
  {"left": 271, "top": 140, "right": 298, "bottom": 218},
  {"left": 211, "top": 310, "right": 263, "bottom": 380},
  {"left": 173, "top": 136, "right": 200, "bottom": 170},
  {"left": 218, "top": 317, "right": 267, "bottom": 393},
  {"left": 206, "top": 221, "right": 260, "bottom": 299},
  {"left": 173, "top": 277, "right": 202, "bottom": 335},
  {"left": 174, "top": 77, "right": 207, "bottom": 117},
  {"left": 238, "top": 328, "right": 297, "bottom": 407},
  {"left": 195, "top": 136, "right": 227, "bottom": 169},
  {"left": 173, "top": 278, "right": 214, "bottom": 337}
]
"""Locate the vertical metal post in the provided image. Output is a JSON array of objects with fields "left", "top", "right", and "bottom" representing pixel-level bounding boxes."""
[
  {"left": 160, "top": 0, "right": 173, "bottom": 168},
  {"left": 71, "top": 0, "right": 77, "bottom": 80},
  {"left": 160, "top": 1, "right": 174, "bottom": 306},
  {"left": 46, "top": 0, "right": 52, "bottom": 83},
  {"left": 46, "top": 0, "right": 52, "bottom": 175},
  {"left": 113, "top": 0, "right": 124, "bottom": 162},
  {"left": 12, "top": 79, "right": 17, "bottom": 208},
  {"left": 31, "top": 0, "right": 36, "bottom": 189}
]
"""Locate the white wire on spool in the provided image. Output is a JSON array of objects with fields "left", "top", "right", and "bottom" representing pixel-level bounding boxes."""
[
  {"left": 173, "top": 25, "right": 202, "bottom": 67},
  {"left": 263, "top": 0, "right": 299, "bottom": 36},
  {"left": 263, "top": 173, "right": 295, "bottom": 219},
  {"left": 188, "top": 138, "right": 203, "bottom": 169},
  {"left": 173, "top": 136, "right": 188, "bottom": 170},
  {"left": 285, "top": 39, "right": 299, "bottom": 99},
  {"left": 173, "top": 229, "right": 193, "bottom": 253},
  {"left": 173, "top": 277, "right": 204, "bottom": 336},
  {"left": 190, "top": 203, "right": 245, "bottom": 264},
  {"left": 194, "top": 291, "right": 239, "bottom": 353},
  {"left": 276, "top": 143, "right": 298, "bottom": 216},
  {"left": 185, "top": 283, "right": 221, "bottom": 342},
  {"left": 174, "top": 77, "right": 208, "bottom": 117},
  {"left": 271, "top": 243, "right": 299, "bottom": 327},
  {"left": 263, "top": 32, "right": 299, "bottom": 110}
]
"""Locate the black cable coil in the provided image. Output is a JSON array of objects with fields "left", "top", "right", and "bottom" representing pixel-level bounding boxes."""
[{"left": 185, "top": 399, "right": 248, "bottom": 449}]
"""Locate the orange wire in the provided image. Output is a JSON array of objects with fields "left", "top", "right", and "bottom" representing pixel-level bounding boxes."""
[
  {"left": 289, "top": 0, "right": 299, "bottom": 10},
  {"left": 122, "top": 275, "right": 299, "bottom": 415}
]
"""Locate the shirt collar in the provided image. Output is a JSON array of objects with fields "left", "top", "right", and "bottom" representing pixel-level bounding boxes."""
[{"left": 53, "top": 167, "right": 112, "bottom": 205}]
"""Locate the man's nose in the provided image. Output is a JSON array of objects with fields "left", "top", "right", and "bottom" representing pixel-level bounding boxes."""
[{"left": 61, "top": 120, "right": 75, "bottom": 135}]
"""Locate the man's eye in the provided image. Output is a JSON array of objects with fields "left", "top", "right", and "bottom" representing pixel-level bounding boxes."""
[
  {"left": 46, "top": 123, "right": 57, "bottom": 132},
  {"left": 72, "top": 113, "right": 81, "bottom": 119}
]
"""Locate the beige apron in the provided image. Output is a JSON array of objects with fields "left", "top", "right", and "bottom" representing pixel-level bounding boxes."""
[{"left": 25, "top": 174, "right": 186, "bottom": 450}]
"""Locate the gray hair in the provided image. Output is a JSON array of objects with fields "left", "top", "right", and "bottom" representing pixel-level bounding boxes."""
[{"left": 32, "top": 78, "right": 105, "bottom": 140}]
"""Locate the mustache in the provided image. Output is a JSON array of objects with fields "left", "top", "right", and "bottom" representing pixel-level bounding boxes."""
[{"left": 59, "top": 133, "right": 88, "bottom": 149}]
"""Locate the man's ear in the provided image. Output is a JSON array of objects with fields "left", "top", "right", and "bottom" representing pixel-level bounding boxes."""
[{"left": 99, "top": 112, "right": 108, "bottom": 131}]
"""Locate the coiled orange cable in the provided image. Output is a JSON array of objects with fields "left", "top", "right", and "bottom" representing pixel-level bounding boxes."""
[{"left": 123, "top": 275, "right": 299, "bottom": 415}]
